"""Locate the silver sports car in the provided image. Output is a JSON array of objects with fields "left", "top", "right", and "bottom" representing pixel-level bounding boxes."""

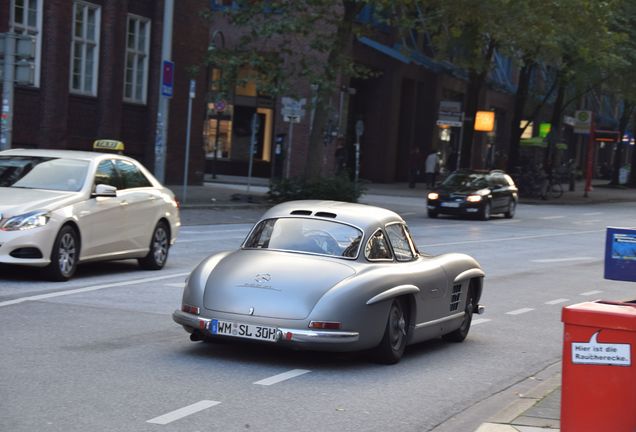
[{"left": 173, "top": 200, "right": 484, "bottom": 364}]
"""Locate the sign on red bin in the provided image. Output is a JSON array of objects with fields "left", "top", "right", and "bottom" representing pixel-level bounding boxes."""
[{"left": 561, "top": 301, "right": 636, "bottom": 432}]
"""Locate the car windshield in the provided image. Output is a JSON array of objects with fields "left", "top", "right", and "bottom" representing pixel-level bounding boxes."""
[
  {"left": 442, "top": 172, "right": 488, "bottom": 189},
  {"left": 0, "top": 156, "right": 89, "bottom": 192},
  {"left": 243, "top": 217, "right": 363, "bottom": 258}
]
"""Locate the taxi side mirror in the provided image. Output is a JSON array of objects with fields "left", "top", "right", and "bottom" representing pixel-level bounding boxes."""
[{"left": 93, "top": 184, "right": 117, "bottom": 197}]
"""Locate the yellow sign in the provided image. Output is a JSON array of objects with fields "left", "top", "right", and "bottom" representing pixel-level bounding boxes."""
[
  {"left": 474, "top": 111, "right": 495, "bottom": 132},
  {"left": 93, "top": 139, "right": 125, "bottom": 152}
]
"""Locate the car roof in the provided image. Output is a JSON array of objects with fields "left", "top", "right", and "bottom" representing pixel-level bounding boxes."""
[
  {"left": 0, "top": 148, "right": 130, "bottom": 162},
  {"left": 260, "top": 200, "right": 405, "bottom": 229}
]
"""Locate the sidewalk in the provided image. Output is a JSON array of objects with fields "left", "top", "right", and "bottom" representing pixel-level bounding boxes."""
[
  {"left": 170, "top": 175, "right": 636, "bottom": 210},
  {"left": 168, "top": 175, "right": 635, "bottom": 432}
]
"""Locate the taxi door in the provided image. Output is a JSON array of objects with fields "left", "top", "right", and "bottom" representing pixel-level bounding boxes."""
[
  {"left": 76, "top": 159, "right": 131, "bottom": 260},
  {"left": 112, "top": 159, "right": 161, "bottom": 253}
]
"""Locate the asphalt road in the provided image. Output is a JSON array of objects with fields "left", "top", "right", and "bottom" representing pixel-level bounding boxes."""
[{"left": 1, "top": 198, "right": 634, "bottom": 432}]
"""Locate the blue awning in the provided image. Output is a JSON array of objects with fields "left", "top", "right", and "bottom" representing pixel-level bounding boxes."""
[{"left": 357, "top": 37, "right": 411, "bottom": 64}]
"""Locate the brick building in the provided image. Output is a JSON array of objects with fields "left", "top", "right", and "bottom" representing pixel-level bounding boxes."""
[{"left": 0, "top": 0, "right": 210, "bottom": 185}]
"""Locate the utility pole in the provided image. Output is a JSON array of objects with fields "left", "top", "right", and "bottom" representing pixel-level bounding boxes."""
[
  {"left": 1, "top": 32, "right": 35, "bottom": 150},
  {"left": 153, "top": 0, "right": 174, "bottom": 183}
]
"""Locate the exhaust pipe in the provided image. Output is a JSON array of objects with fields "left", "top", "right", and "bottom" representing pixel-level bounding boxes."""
[{"left": 190, "top": 331, "right": 203, "bottom": 342}]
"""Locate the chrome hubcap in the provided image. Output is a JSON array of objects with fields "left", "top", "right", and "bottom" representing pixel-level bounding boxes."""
[
  {"left": 58, "top": 233, "right": 76, "bottom": 276},
  {"left": 153, "top": 228, "right": 168, "bottom": 264}
]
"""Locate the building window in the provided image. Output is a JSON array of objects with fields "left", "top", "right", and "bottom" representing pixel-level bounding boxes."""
[
  {"left": 11, "top": 0, "right": 43, "bottom": 87},
  {"left": 70, "top": 2, "right": 101, "bottom": 96},
  {"left": 124, "top": 15, "right": 150, "bottom": 104}
]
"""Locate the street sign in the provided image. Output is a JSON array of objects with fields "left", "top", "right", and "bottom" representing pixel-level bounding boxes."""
[
  {"left": 161, "top": 60, "right": 174, "bottom": 97},
  {"left": 281, "top": 97, "right": 306, "bottom": 123},
  {"left": 188, "top": 79, "right": 196, "bottom": 99},
  {"left": 574, "top": 110, "right": 592, "bottom": 134},
  {"left": 437, "top": 100, "right": 463, "bottom": 127}
]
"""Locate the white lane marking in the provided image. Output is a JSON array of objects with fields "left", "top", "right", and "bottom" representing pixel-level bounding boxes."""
[
  {"left": 583, "top": 212, "right": 603, "bottom": 216},
  {"left": 506, "top": 308, "right": 534, "bottom": 315},
  {"left": 495, "top": 219, "right": 521, "bottom": 224},
  {"left": 472, "top": 318, "right": 491, "bottom": 325},
  {"left": 180, "top": 227, "right": 250, "bottom": 235},
  {"left": 545, "top": 298, "right": 569, "bottom": 305},
  {"left": 0, "top": 272, "right": 190, "bottom": 308},
  {"left": 254, "top": 369, "right": 311, "bottom": 386},
  {"left": 422, "top": 229, "right": 602, "bottom": 248},
  {"left": 531, "top": 257, "right": 596, "bottom": 263},
  {"left": 166, "top": 282, "right": 186, "bottom": 288},
  {"left": 146, "top": 400, "right": 221, "bottom": 425},
  {"left": 581, "top": 290, "right": 603, "bottom": 296},
  {"left": 540, "top": 215, "right": 564, "bottom": 220}
]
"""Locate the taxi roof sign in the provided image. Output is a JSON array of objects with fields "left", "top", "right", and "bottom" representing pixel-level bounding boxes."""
[{"left": 93, "top": 139, "right": 125, "bottom": 152}]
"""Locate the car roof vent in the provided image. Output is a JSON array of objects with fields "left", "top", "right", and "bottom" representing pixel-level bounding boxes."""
[
  {"left": 314, "top": 211, "right": 337, "bottom": 218},
  {"left": 290, "top": 210, "right": 312, "bottom": 215}
]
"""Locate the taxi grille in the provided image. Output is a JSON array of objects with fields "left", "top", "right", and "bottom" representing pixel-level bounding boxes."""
[{"left": 450, "top": 283, "right": 462, "bottom": 311}]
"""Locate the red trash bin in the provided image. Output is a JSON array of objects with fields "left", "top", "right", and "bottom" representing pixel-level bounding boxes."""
[{"left": 561, "top": 300, "right": 636, "bottom": 432}]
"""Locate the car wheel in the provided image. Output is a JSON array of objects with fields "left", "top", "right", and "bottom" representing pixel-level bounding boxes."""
[
  {"left": 138, "top": 221, "right": 169, "bottom": 270},
  {"left": 427, "top": 210, "right": 438, "bottom": 218},
  {"left": 373, "top": 298, "right": 408, "bottom": 364},
  {"left": 44, "top": 225, "right": 79, "bottom": 281},
  {"left": 442, "top": 288, "right": 474, "bottom": 343},
  {"left": 479, "top": 201, "right": 491, "bottom": 221},
  {"left": 504, "top": 198, "right": 516, "bottom": 219}
]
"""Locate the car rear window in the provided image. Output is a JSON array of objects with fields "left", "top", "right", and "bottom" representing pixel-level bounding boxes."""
[{"left": 243, "top": 217, "right": 363, "bottom": 259}]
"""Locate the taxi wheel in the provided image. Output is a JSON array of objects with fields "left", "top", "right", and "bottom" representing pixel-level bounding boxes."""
[
  {"left": 138, "top": 221, "right": 169, "bottom": 270},
  {"left": 45, "top": 225, "right": 79, "bottom": 282},
  {"left": 373, "top": 298, "right": 408, "bottom": 364},
  {"left": 442, "top": 287, "right": 474, "bottom": 343}
]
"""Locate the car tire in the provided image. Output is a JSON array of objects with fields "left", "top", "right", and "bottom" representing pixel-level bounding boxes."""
[
  {"left": 427, "top": 210, "right": 438, "bottom": 218},
  {"left": 504, "top": 198, "right": 516, "bottom": 219},
  {"left": 479, "top": 201, "right": 491, "bottom": 221},
  {"left": 44, "top": 225, "right": 79, "bottom": 282},
  {"left": 138, "top": 221, "right": 170, "bottom": 270},
  {"left": 442, "top": 287, "right": 474, "bottom": 343},
  {"left": 372, "top": 298, "right": 408, "bottom": 364}
]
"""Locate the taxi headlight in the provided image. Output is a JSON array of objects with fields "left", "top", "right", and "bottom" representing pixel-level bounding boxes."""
[
  {"left": 0, "top": 210, "right": 51, "bottom": 231},
  {"left": 427, "top": 192, "right": 439, "bottom": 200}
]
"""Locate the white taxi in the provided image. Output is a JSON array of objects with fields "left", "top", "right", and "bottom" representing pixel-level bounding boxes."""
[{"left": 0, "top": 148, "right": 180, "bottom": 281}]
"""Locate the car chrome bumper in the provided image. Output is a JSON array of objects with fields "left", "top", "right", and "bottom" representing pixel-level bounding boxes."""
[{"left": 173, "top": 310, "right": 359, "bottom": 344}]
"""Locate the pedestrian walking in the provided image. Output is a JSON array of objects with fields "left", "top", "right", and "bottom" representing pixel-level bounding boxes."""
[{"left": 425, "top": 150, "right": 440, "bottom": 188}]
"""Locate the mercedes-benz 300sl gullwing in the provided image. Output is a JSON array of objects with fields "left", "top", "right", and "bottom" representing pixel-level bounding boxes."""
[{"left": 173, "top": 200, "right": 484, "bottom": 364}]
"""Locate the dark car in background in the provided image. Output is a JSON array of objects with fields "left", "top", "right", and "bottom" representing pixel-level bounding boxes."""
[{"left": 427, "top": 170, "right": 518, "bottom": 220}]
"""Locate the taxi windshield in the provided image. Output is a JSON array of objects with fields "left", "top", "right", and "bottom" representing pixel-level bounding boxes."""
[
  {"left": 243, "top": 217, "right": 363, "bottom": 258},
  {"left": 0, "top": 156, "right": 89, "bottom": 192}
]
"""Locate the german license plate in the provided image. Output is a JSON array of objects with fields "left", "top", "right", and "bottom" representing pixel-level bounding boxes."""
[
  {"left": 210, "top": 319, "right": 278, "bottom": 342},
  {"left": 441, "top": 202, "right": 460, "bottom": 208}
]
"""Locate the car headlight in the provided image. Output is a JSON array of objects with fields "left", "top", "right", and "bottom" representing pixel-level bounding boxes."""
[
  {"left": 466, "top": 195, "right": 483, "bottom": 203},
  {"left": 428, "top": 192, "right": 439, "bottom": 200},
  {"left": 0, "top": 210, "right": 51, "bottom": 231}
]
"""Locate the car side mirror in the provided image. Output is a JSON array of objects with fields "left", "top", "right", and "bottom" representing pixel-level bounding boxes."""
[{"left": 93, "top": 183, "right": 117, "bottom": 197}]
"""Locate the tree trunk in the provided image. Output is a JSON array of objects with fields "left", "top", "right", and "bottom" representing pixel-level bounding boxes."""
[
  {"left": 459, "top": 40, "right": 495, "bottom": 169},
  {"left": 544, "top": 73, "right": 566, "bottom": 175},
  {"left": 508, "top": 61, "right": 534, "bottom": 171},
  {"left": 304, "top": 1, "right": 361, "bottom": 180}
]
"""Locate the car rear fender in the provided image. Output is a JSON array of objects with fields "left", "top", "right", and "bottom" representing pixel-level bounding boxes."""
[
  {"left": 366, "top": 284, "right": 420, "bottom": 305},
  {"left": 181, "top": 251, "right": 232, "bottom": 307}
]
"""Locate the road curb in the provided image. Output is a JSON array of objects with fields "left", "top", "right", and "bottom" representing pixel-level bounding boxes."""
[{"left": 429, "top": 361, "right": 562, "bottom": 432}]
